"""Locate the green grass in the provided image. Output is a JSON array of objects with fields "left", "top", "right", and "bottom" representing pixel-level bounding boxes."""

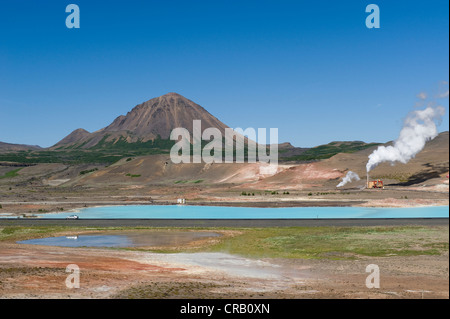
[
  {"left": 0, "top": 168, "right": 22, "bottom": 179},
  {"left": 0, "top": 225, "right": 138, "bottom": 242},
  {"left": 282, "top": 141, "right": 381, "bottom": 162},
  {"left": 79, "top": 168, "right": 98, "bottom": 175},
  {"left": 0, "top": 136, "right": 175, "bottom": 165},
  {"left": 126, "top": 174, "right": 141, "bottom": 178},
  {"left": 0, "top": 226, "right": 77, "bottom": 241},
  {"left": 175, "top": 180, "right": 203, "bottom": 184},
  {"left": 0, "top": 150, "right": 125, "bottom": 165},
  {"left": 205, "top": 226, "right": 449, "bottom": 259},
  {"left": 0, "top": 137, "right": 380, "bottom": 165},
  {"left": 2, "top": 225, "right": 447, "bottom": 260}
]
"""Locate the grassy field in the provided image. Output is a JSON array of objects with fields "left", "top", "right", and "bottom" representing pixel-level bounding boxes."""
[
  {"left": 204, "top": 226, "right": 449, "bottom": 259},
  {"left": 0, "top": 137, "right": 382, "bottom": 165},
  {"left": 1, "top": 225, "right": 448, "bottom": 260},
  {"left": 282, "top": 141, "right": 381, "bottom": 162},
  {"left": 0, "top": 136, "right": 175, "bottom": 165},
  {"left": 0, "top": 168, "right": 22, "bottom": 179},
  {"left": 0, "top": 226, "right": 75, "bottom": 241}
]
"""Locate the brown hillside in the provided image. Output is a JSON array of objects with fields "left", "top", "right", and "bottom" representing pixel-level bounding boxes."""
[
  {"left": 0, "top": 141, "right": 41, "bottom": 152},
  {"left": 53, "top": 93, "right": 229, "bottom": 148},
  {"left": 62, "top": 131, "right": 448, "bottom": 190}
]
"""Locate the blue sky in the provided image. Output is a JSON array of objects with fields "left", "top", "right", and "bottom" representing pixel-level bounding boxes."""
[{"left": 0, "top": 0, "right": 448, "bottom": 148}]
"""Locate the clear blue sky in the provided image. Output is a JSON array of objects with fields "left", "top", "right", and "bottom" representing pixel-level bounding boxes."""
[{"left": 0, "top": 0, "right": 448, "bottom": 148}]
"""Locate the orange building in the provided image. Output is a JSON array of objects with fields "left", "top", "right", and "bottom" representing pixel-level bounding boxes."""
[{"left": 367, "top": 180, "right": 384, "bottom": 189}]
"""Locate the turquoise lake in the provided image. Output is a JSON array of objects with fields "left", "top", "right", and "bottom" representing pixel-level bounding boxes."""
[{"left": 35, "top": 205, "right": 449, "bottom": 219}]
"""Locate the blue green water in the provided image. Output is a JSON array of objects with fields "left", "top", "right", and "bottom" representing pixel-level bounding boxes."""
[
  {"left": 35, "top": 205, "right": 449, "bottom": 219},
  {"left": 17, "top": 231, "right": 221, "bottom": 247},
  {"left": 17, "top": 235, "right": 133, "bottom": 247}
]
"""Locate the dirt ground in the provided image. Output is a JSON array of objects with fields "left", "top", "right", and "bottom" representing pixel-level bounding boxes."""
[
  {"left": 0, "top": 227, "right": 448, "bottom": 299},
  {"left": 0, "top": 178, "right": 448, "bottom": 299}
]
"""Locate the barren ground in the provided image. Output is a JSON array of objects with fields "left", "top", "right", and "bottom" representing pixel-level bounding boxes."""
[
  {"left": 0, "top": 170, "right": 448, "bottom": 300},
  {"left": 0, "top": 225, "right": 448, "bottom": 299}
]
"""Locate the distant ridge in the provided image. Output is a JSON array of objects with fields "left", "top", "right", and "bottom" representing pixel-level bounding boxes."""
[
  {"left": 55, "top": 128, "right": 91, "bottom": 146},
  {"left": 0, "top": 141, "right": 41, "bottom": 152}
]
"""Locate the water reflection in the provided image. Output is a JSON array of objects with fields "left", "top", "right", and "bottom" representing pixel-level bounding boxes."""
[{"left": 18, "top": 231, "right": 221, "bottom": 248}]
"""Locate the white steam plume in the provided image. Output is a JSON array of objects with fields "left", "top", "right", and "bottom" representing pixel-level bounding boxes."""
[
  {"left": 336, "top": 171, "right": 360, "bottom": 187},
  {"left": 366, "top": 105, "right": 445, "bottom": 173}
]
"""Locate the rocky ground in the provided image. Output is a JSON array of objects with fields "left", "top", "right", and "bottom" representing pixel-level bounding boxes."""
[
  {"left": 0, "top": 161, "right": 448, "bottom": 300},
  {"left": 0, "top": 237, "right": 448, "bottom": 299}
]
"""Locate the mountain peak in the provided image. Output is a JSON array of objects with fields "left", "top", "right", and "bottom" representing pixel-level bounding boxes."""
[
  {"left": 152, "top": 92, "right": 193, "bottom": 107},
  {"left": 54, "top": 93, "right": 228, "bottom": 148},
  {"left": 162, "top": 92, "right": 183, "bottom": 97},
  {"left": 99, "top": 93, "right": 227, "bottom": 139},
  {"left": 55, "top": 128, "right": 91, "bottom": 146}
]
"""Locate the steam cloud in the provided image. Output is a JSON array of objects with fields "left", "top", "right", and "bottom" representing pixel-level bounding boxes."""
[
  {"left": 366, "top": 105, "right": 445, "bottom": 173},
  {"left": 336, "top": 171, "right": 360, "bottom": 187}
]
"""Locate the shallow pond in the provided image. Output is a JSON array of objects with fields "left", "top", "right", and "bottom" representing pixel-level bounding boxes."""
[{"left": 17, "top": 231, "right": 222, "bottom": 248}]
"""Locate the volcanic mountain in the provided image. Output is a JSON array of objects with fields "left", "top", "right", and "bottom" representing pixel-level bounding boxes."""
[{"left": 53, "top": 93, "right": 229, "bottom": 149}]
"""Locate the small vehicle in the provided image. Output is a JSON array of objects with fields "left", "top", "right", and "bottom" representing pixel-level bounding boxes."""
[{"left": 66, "top": 215, "right": 79, "bottom": 220}]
